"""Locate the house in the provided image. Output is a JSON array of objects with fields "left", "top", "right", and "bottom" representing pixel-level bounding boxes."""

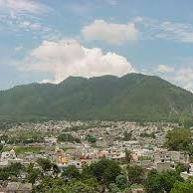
[
  {"left": 4, "top": 182, "right": 32, "bottom": 193},
  {"left": 156, "top": 161, "right": 174, "bottom": 172},
  {"left": 44, "top": 137, "right": 57, "bottom": 145},
  {"left": 154, "top": 149, "right": 171, "bottom": 163},
  {"left": 154, "top": 148, "right": 188, "bottom": 164},
  {"left": 181, "top": 163, "right": 193, "bottom": 180},
  {"left": 1, "top": 149, "right": 16, "bottom": 161},
  {"left": 131, "top": 189, "right": 145, "bottom": 193}
]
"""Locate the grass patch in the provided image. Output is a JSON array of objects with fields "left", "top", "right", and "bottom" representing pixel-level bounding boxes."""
[{"left": 14, "top": 146, "right": 44, "bottom": 155}]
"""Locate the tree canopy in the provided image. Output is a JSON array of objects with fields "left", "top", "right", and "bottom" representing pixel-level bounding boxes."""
[{"left": 165, "top": 128, "right": 192, "bottom": 151}]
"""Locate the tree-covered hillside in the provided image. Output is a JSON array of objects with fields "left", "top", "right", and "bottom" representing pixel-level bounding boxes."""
[{"left": 0, "top": 73, "right": 193, "bottom": 122}]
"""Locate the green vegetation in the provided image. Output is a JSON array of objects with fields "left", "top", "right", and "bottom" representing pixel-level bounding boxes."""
[
  {"left": 170, "top": 181, "right": 193, "bottom": 193},
  {"left": 26, "top": 163, "right": 42, "bottom": 185},
  {"left": 123, "top": 131, "right": 132, "bottom": 141},
  {"left": 145, "top": 170, "right": 184, "bottom": 193},
  {"left": 165, "top": 128, "right": 192, "bottom": 152},
  {"left": 57, "top": 133, "right": 81, "bottom": 143},
  {"left": 138, "top": 156, "right": 153, "bottom": 161},
  {"left": 0, "top": 130, "right": 44, "bottom": 144},
  {"left": 14, "top": 146, "right": 43, "bottom": 155},
  {"left": 0, "top": 143, "right": 3, "bottom": 152},
  {"left": 0, "top": 73, "right": 193, "bottom": 122},
  {"left": 62, "top": 165, "right": 80, "bottom": 179},
  {"left": 179, "top": 116, "right": 193, "bottom": 128},
  {"left": 115, "top": 174, "right": 128, "bottom": 190},
  {"left": 82, "top": 158, "right": 122, "bottom": 185},
  {"left": 35, "top": 177, "right": 101, "bottom": 193},
  {"left": 175, "top": 163, "right": 188, "bottom": 174},
  {"left": 140, "top": 132, "right": 156, "bottom": 139},
  {"left": 0, "top": 162, "right": 25, "bottom": 181},
  {"left": 1, "top": 157, "right": 193, "bottom": 193},
  {"left": 125, "top": 149, "right": 132, "bottom": 163},
  {"left": 37, "top": 158, "right": 54, "bottom": 172},
  {"left": 127, "top": 165, "right": 145, "bottom": 184},
  {"left": 86, "top": 135, "right": 97, "bottom": 143}
]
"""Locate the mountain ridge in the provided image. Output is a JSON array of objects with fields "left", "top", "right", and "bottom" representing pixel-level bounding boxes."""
[{"left": 0, "top": 73, "right": 193, "bottom": 122}]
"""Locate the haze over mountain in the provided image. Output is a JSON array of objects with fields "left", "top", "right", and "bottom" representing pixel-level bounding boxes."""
[{"left": 0, "top": 73, "right": 193, "bottom": 122}]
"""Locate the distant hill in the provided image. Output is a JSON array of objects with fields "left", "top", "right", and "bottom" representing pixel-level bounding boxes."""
[{"left": 0, "top": 73, "right": 193, "bottom": 122}]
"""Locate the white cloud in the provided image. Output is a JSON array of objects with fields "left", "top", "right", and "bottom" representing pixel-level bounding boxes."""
[
  {"left": 0, "top": 0, "right": 46, "bottom": 14},
  {"left": 82, "top": 20, "right": 139, "bottom": 45},
  {"left": 0, "top": 11, "right": 55, "bottom": 38},
  {"left": 158, "top": 21, "right": 193, "bottom": 43},
  {"left": 136, "top": 17, "right": 193, "bottom": 43},
  {"left": 171, "top": 68, "right": 193, "bottom": 92},
  {"left": 155, "top": 63, "right": 193, "bottom": 93},
  {"left": 0, "top": 0, "right": 53, "bottom": 37},
  {"left": 157, "top": 65, "right": 175, "bottom": 73},
  {"left": 17, "top": 19, "right": 51, "bottom": 32},
  {"left": 18, "top": 39, "right": 135, "bottom": 83}
]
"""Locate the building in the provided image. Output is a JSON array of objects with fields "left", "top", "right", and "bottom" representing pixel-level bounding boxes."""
[{"left": 0, "top": 182, "right": 32, "bottom": 193}]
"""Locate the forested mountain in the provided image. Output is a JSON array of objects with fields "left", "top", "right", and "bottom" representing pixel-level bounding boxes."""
[{"left": 0, "top": 73, "right": 193, "bottom": 122}]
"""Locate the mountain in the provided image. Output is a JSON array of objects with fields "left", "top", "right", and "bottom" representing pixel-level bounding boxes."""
[{"left": 0, "top": 73, "right": 193, "bottom": 122}]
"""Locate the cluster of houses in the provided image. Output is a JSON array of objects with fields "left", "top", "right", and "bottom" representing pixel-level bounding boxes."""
[
  {"left": 0, "top": 182, "right": 32, "bottom": 193},
  {"left": 53, "top": 142, "right": 190, "bottom": 173},
  {"left": 0, "top": 120, "right": 192, "bottom": 192}
]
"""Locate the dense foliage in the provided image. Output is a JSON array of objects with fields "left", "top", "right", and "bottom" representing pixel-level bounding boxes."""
[
  {"left": 145, "top": 170, "right": 184, "bottom": 193},
  {"left": 85, "top": 135, "right": 97, "bottom": 143},
  {"left": 0, "top": 163, "right": 25, "bottom": 181},
  {"left": 82, "top": 159, "right": 122, "bottom": 185},
  {"left": 170, "top": 181, "right": 193, "bottom": 193},
  {"left": 0, "top": 130, "right": 44, "bottom": 144},
  {"left": 165, "top": 128, "right": 193, "bottom": 152},
  {"left": 57, "top": 133, "right": 81, "bottom": 143},
  {"left": 1, "top": 158, "right": 193, "bottom": 193}
]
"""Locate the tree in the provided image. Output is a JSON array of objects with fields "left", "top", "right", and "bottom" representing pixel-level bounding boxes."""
[
  {"left": 58, "top": 133, "right": 81, "bottom": 143},
  {"left": 179, "top": 116, "right": 193, "bottom": 129},
  {"left": 0, "top": 168, "right": 9, "bottom": 181},
  {"left": 62, "top": 165, "right": 80, "bottom": 179},
  {"left": 145, "top": 170, "right": 184, "bottom": 193},
  {"left": 26, "top": 163, "right": 42, "bottom": 184},
  {"left": 123, "top": 131, "right": 132, "bottom": 141},
  {"left": 53, "top": 164, "right": 60, "bottom": 176},
  {"left": 83, "top": 158, "right": 121, "bottom": 185},
  {"left": 0, "top": 143, "right": 3, "bottom": 152},
  {"left": 109, "top": 183, "right": 120, "bottom": 193},
  {"left": 28, "top": 167, "right": 42, "bottom": 184},
  {"left": 170, "top": 181, "right": 193, "bottom": 193},
  {"left": 145, "top": 170, "right": 165, "bottom": 193},
  {"left": 0, "top": 134, "right": 8, "bottom": 143},
  {"left": 37, "top": 158, "right": 53, "bottom": 172},
  {"left": 37, "top": 177, "right": 101, "bottom": 193},
  {"left": 35, "top": 176, "right": 65, "bottom": 193},
  {"left": 115, "top": 174, "right": 128, "bottom": 190},
  {"left": 175, "top": 163, "right": 187, "bottom": 174},
  {"left": 66, "top": 179, "right": 101, "bottom": 193},
  {"left": 8, "top": 162, "right": 25, "bottom": 177},
  {"left": 0, "top": 163, "right": 25, "bottom": 181},
  {"left": 165, "top": 128, "right": 192, "bottom": 151},
  {"left": 127, "top": 165, "right": 144, "bottom": 184},
  {"left": 161, "top": 170, "right": 184, "bottom": 193},
  {"left": 125, "top": 149, "right": 132, "bottom": 163},
  {"left": 86, "top": 135, "right": 97, "bottom": 143}
]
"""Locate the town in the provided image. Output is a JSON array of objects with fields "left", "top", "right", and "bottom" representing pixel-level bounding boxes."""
[{"left": 0, "top": 120, "right": 192, "bottom": 192}]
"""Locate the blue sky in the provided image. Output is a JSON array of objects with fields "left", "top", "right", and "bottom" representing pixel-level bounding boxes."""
[{"left": 1, "top": 0, "right": 193, "bottom": 92}]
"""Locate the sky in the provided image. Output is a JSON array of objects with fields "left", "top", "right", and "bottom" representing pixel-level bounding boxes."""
[{"left": 1, "top": 0, "right": 193, "bottom": 92}]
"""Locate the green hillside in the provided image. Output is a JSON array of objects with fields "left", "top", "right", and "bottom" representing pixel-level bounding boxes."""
[{"left": 0, "top": 73, "right": 193, "bottom": 122}]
